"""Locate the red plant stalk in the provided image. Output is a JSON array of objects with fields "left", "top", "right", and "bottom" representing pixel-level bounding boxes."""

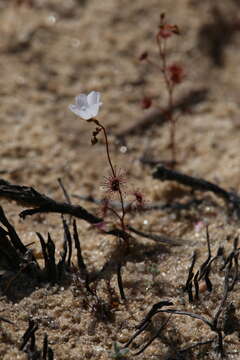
[
  {"left": 156, "top": 28, "right": 177, "bottom": 168},
  {"left": 140, "top": 17, "right": 183, "bottom": 168},
  {"left": 93, "top": 119, "right": 127, "bottom": 234}
]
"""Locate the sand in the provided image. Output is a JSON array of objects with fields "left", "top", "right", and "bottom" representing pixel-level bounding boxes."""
[{"left": 0, "top": 0, "right": 239, "bottom": 359}]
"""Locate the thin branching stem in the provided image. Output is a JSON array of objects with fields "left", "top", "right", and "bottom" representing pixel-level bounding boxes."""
[{"left": 156, "top": 31, "right": 177, "bottom": 166}]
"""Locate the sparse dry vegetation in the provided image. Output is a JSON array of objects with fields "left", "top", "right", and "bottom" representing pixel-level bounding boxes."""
[{"left": 0, "top": 1, "right": 239, "bottom": 359}]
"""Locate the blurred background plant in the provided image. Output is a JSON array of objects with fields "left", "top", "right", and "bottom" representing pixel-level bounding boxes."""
[{"left": 139, "top": 13, "right": 185, "bottom": 168}]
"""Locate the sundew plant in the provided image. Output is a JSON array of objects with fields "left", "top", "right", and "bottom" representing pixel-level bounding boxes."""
[
  {"left": 69, "top": 91, "right": 145, "bottom": 245},
  {"left": 140, "top": 13, "right": 184, "bottom": 168}
]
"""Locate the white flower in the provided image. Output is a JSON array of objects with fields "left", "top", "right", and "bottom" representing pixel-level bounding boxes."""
[{"left": 69, "top": 91, "right": 102, "bottom": 120}]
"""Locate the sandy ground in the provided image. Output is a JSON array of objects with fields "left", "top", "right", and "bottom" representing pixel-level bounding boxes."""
[{"left": 0, "top": 0, "right": 239, "bottom": 359}]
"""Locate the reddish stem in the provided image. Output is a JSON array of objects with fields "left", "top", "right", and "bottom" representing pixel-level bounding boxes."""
[
  {"left": 97, "top": 122, "right": 127, "bottom": 233},
  {"left": 99, "top": 124, "right": 116, "bottom": 178},
  {"left": 157, "top": 35, "right": 176, "bottom": 168}
]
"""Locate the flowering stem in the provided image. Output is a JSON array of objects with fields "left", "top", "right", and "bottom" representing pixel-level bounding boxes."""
[
  {"left": 167, "top": 87, "right": 176, "bottom": 168},
  {"left": 157, "top": 34, "right": 176, "bottom": 168},
  {"left": 97, "top": 121, "right": 127, "bottom": 233},
  {"left": 97, "top": 123, "right": 116, "bottom": 177}
]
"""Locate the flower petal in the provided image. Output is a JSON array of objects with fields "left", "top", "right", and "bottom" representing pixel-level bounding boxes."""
[
  {"left": 69, "top": 104, "right": 84, "bottom": 117},
  {"left": 69, "top": 104, "right": 92, "bottom": 119},
  {"left": 75, "top": 94, "right": 88, "bottom": 108},
  {"left": 89, "top": 103, "right": 100, "bottom": 118},
  {"left": 87, "top": 91, "right": 101, "bottom": 106},
  {"left": 78, "top": 107, "right": 95, "bottom": 120},
  {"left": 69, "top": 91, "right": 102, "bottom": 119}
]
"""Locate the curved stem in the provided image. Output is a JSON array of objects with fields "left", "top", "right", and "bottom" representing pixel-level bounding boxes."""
[
  {"left": 157, "top": 36, "right": 176, "bottom": 167},
  {"left": 99, "top": 123, "right": 116, "bottom": 177},
  {"left": 97, "top": 121, "right": 127, "bottom": 234}
]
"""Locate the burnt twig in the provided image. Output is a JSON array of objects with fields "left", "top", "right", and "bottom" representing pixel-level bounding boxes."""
[
  {"left": 133, "top": 315, "right": 172, "bottom": 356},
  {"left": 184, "top": 227, "right": 222, "bottom": 302},
  {"left": 20, "top": 320, "right": 54, "bottom": 359},
  {"left": 0, "top": 178, "right": 154, "bottom": 244},
  {"left": 221, "top": 237, "right": 239, "bottom": 292},
  {"left": 20, "top": 319, "right": 38, "bottom": 352},
  {"left": 153, "top": 165, "right": 240, "bottom": 215},
  {"left": 0, "top": 206, "right": 27, "bottom": 255},
  {"left": 42, "top": 333, "right": 54, "bottom": 360},
  {"left": 184, "top": 251, "right": 197, "bottom": 302},
  {"left": 117, "top": 263, "right": 126, "bottom": 301},
  {"left": 36, "top": 233, "right": 57, "bottom": 284},
  {"left": 124, "top": 301, "right": 173, "bottom": 350},
  {"left": 62, "top": 217, "right": 73, "bottom": 268},
  {"left": 72, "top": 219, "right": 87, "bottom": 278},
  {"left": 0, "top": 178, "right": 101, "bottom": 224}
]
